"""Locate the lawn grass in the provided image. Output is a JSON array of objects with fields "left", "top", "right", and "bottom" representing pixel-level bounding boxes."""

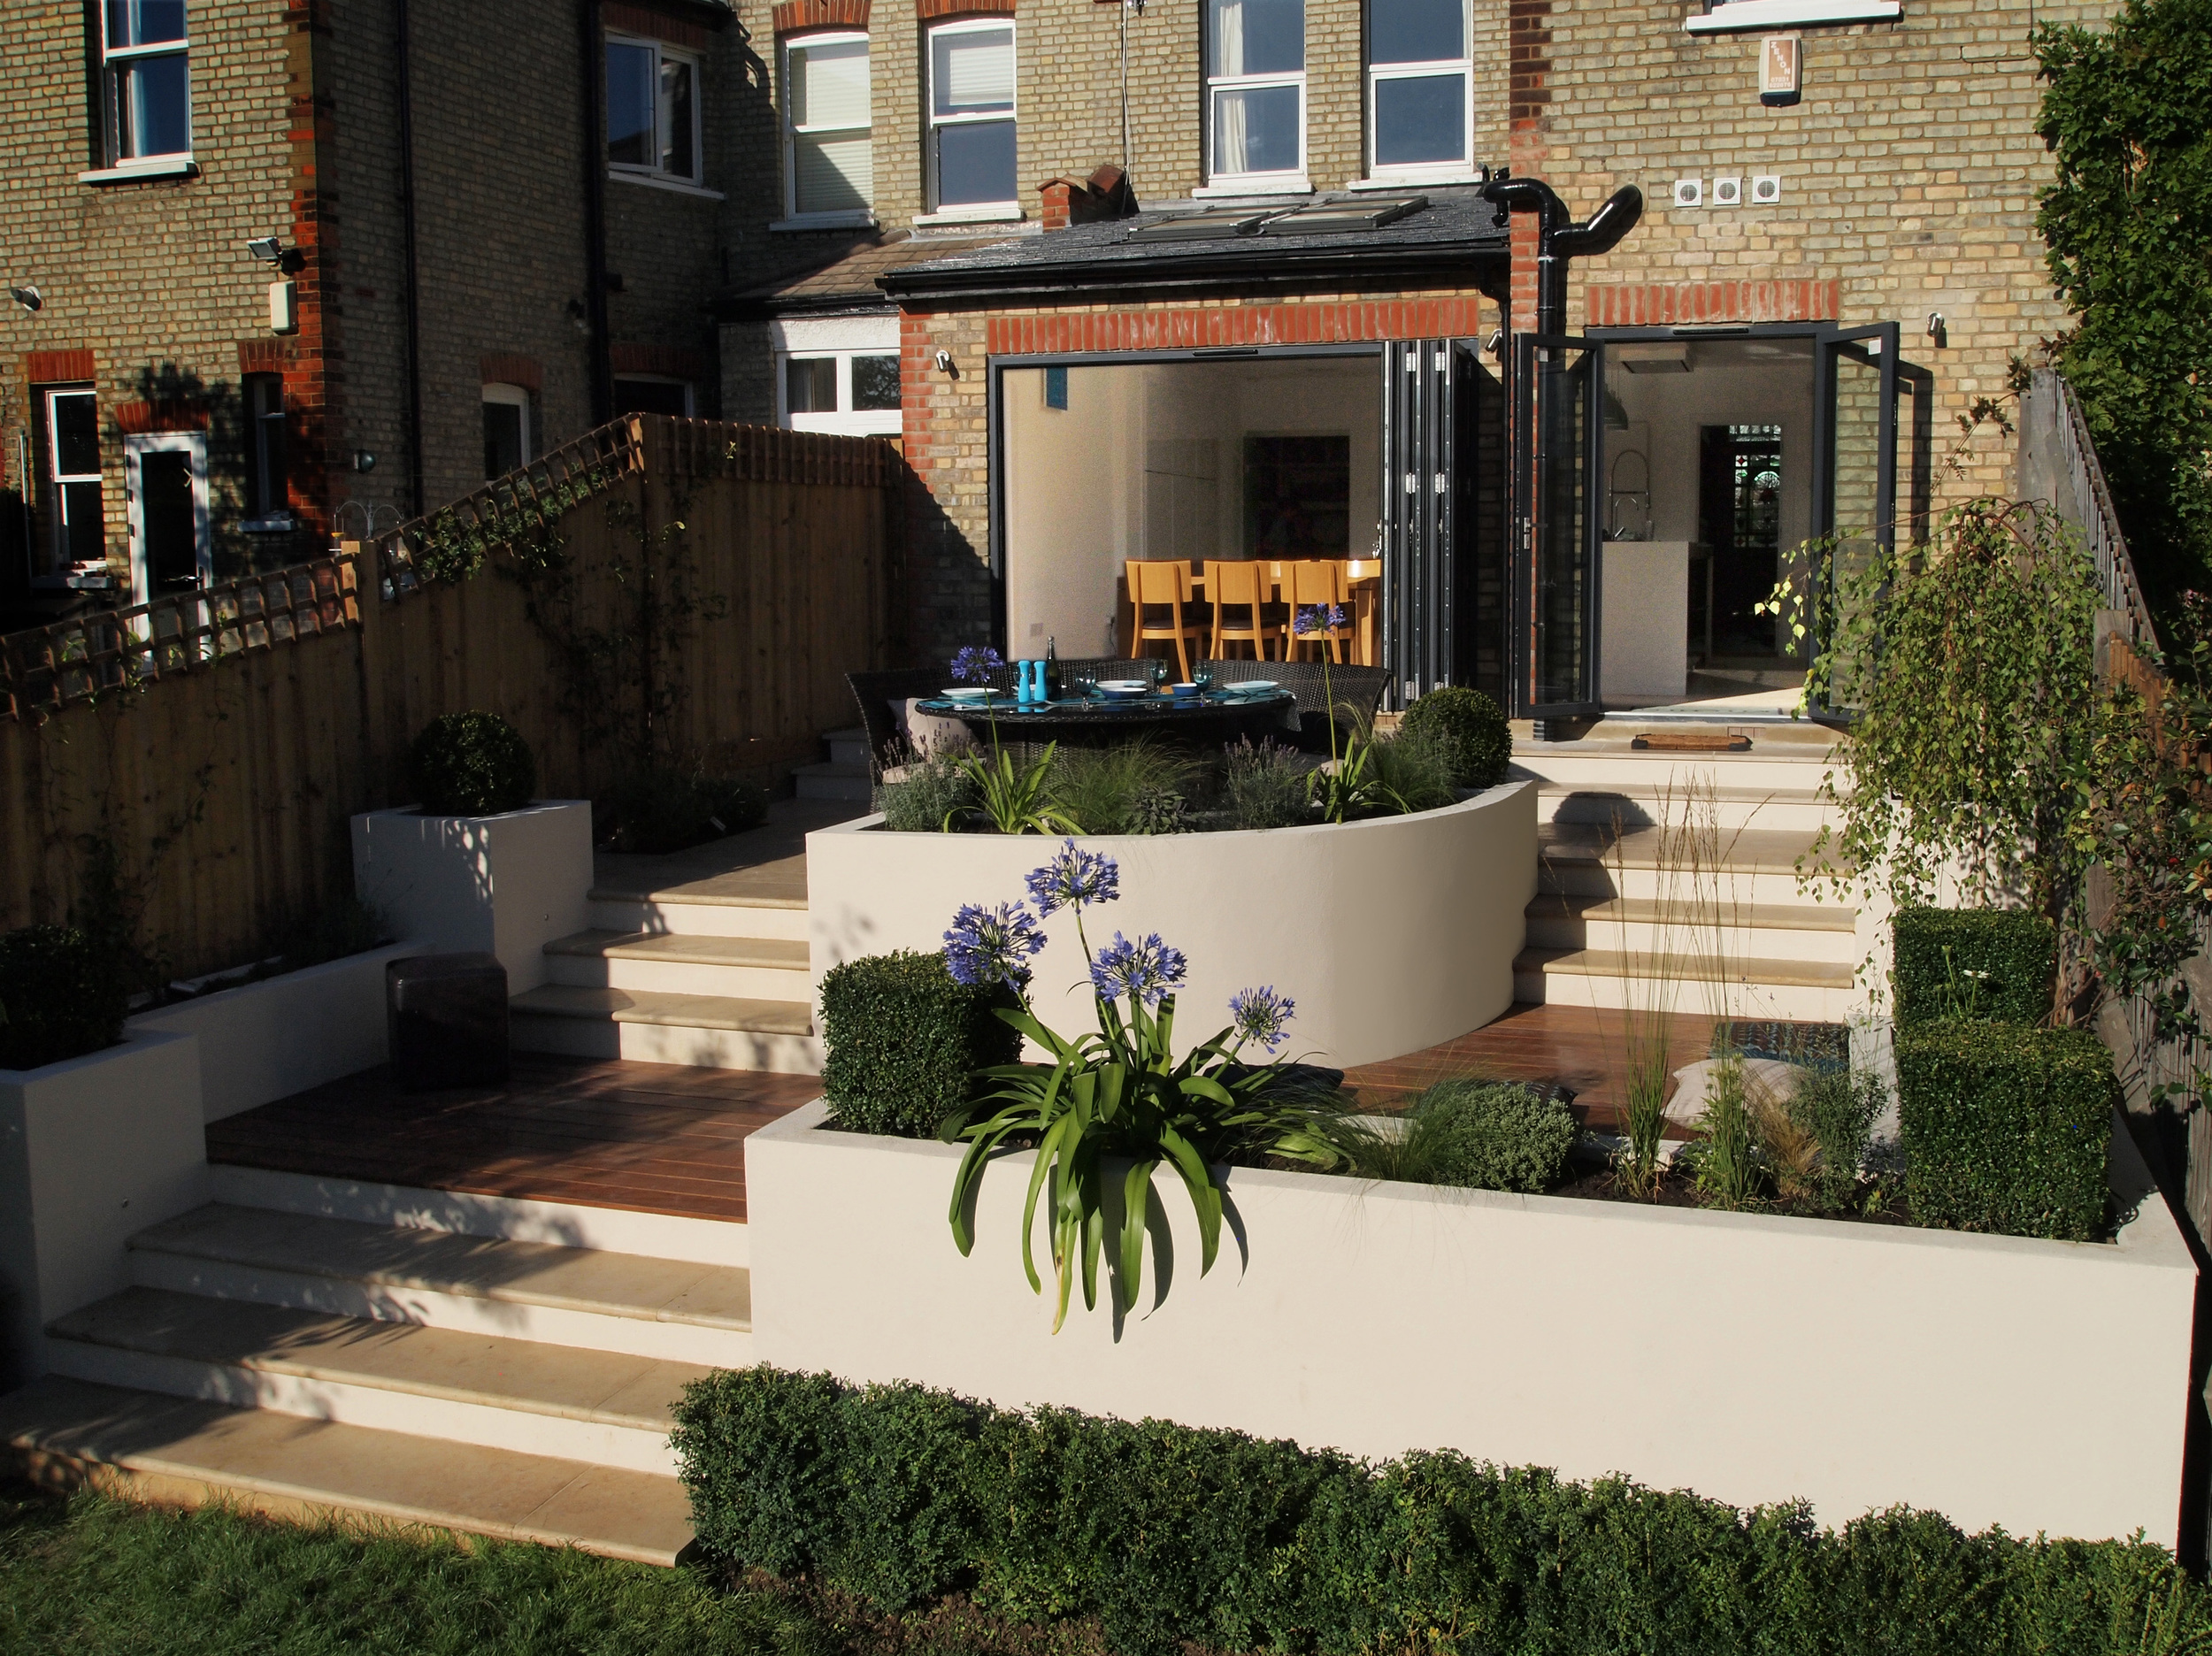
[{"left": 0, "top": 1480, "right": 836, "bottom": 1655}]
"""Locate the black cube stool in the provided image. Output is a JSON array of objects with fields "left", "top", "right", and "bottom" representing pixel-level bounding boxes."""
[{"left": 386, "top": 952, "right": 511, "bottom": 1092}]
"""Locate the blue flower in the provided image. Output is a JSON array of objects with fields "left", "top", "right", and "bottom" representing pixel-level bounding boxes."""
[
  {"left": 950, "top": 646, "right": 1004, "bottom": 686},
  {"left": 1228, "top": 985, "right": 1295, "bottom": 1052},
  {"left": 943, "top": 901, "right": 1045, "bottom": 988},
  {"left": 1025, "top": 840, "right": 1121, "bottom": 917},
  {"left": 1090, "top": 932, "right": 1187, "bottom": 1008},
  {"left": 1294, "top": 603, "right": 1348, "bottom": 637}
]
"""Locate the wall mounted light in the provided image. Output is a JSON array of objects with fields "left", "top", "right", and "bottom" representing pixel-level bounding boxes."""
[
  {"left": 1486, "top": 329, "right": 1504, "bottom": 356},
  {"left": 1926, "top": 312, "right": 1947, "bottom": 349},
  {"left": 352, "top": 450, "right": 378, "bottom": 472},
  {"left": 933, "top": 349, "right": 956, "bottom": 374},
  {"left": 9, "top": 285, "right": 42, "bottom": 313},
  {"left": 245, "top": 236, "right": 285, "bottom": 264}
]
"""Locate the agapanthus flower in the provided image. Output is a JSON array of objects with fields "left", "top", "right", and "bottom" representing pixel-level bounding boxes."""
[
  {"left": 1294, "top": 603, "right": 1348, "bottom": 637},
  {"left": 1090, "top": 931, "right": 1187, "bottom": 1008},
  {"left": 1025, "top": 840, "right": 1121, "bottom": 916},
  {"left": 1227, "top": 985, "right": 1295, "bottom": 1052},
  {"left": 943, "top": 900, "right": 1044, "bottom": 988},
  {"left": 949, "top": 645, "right": 1004, "bottom": 686}
]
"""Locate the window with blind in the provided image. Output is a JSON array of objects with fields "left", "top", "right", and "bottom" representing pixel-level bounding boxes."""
[
  {"left": 784, "top": 34, "right": 872, "bottom": 218},
  {"left": 1367, "top": 0, "right": 1470, "bottom": 176},
  {"left": 1206, "top": 0, "right": 1303, "bottom": 182},
  {"left": 928, "top": 20, "right": 1017, "bottom": 209}
]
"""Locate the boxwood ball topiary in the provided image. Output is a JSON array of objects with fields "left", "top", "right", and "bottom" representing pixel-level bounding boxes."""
[
  {"left": 0, "top": 924, "right": 129, "bottom": 1070},
  {"left": 408, "top": 711, "right": 537, "bottom": 817},
  {"left": 1398, "top": 686, "right": 1510, "bottom": 789},
  {"left": 818, "top": 949, "right": 1021, "bottom": 1138}
]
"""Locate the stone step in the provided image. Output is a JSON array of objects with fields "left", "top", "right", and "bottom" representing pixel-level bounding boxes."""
[
  {"left": 543, "top": 929, "right": 810, "bottom": 1000},
  {"left": 1523, "top": 893, "right": 1862, "bottom": 963},
  {"left": 588, "top": 887, "right": 810, "bottom": 943},
  {"left": 793, "top": 761, "right": 872, "bottom": 803},
  {"left": 510, "top": 985, "right": 823, "bottom": 1075},
  {"left": 1537, "top": 823, "right": 1842, "bottom": 906},
  {"left": 45, "top": 1288, "right": 708, "bottom": 1476},
  {"left": 1537, "top": 783, "right": 1837, "bottom": 834},
  {"left": 1512, "top": 947, "right": 1864, "bottom": 1020},
  {"left": 0, "top": 1375, "right": 693, "bottom": 1565},
  {"left": 825, "top": 726, "right": 872, "bottom": 770},
  {"left": 128, "top": 1203, "right": 752, "bottom": 1366},
  {"left": 1511, "top": 742, "right": 1841, "bottom": 794}
]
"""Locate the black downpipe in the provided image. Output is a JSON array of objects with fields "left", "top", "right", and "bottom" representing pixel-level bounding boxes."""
[
  {"left": 580, "top": 0, "right": 613, "bottom": 426},
  {"left": 396, "top": 0, "right": 426, "bottom": 518},
  {"left": 1478, "top": 175, "right": 1644, "bottom": 337}
]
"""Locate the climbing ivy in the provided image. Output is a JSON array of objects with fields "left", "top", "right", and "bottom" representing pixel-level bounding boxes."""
[{"left": 2034, "top": 0, "right": 2212, "bottom": 610}]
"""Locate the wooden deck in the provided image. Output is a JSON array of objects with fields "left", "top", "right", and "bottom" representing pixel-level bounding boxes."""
[{"left": 205, "top": 1055, "right": 819, "bottom": 1223}]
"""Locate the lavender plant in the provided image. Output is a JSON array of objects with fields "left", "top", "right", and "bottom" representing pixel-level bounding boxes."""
[{"left": 940, "top": 839, "right": 1335, "bottom": 1330}]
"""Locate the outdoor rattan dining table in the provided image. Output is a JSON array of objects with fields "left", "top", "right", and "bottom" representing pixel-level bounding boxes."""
[{"left": 911, "top": 686, "right": 1298, "bottom": 748}]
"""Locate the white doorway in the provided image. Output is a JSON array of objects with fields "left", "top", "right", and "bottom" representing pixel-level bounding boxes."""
[{"left": 123, "top": 430, "right": 210, "bottom": 604}]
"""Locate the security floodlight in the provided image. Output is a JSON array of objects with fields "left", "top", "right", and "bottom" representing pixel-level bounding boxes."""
[
  {"left": 245, "top": 237, "right": 285, "bottom": 264},
  {"left": 8, "top": 285, "right": 40, "bottom": 312}
]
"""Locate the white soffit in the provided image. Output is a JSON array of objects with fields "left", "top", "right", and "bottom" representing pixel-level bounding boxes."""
[{"left": 767, "top": 315, "right": 901, "bottom": 353}]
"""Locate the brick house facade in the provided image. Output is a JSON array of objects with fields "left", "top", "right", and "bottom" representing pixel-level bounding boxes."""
[{"left": 0, "top": 0, "right": 758, "bottom": 627}]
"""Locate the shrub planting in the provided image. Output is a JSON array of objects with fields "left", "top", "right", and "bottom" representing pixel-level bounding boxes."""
[
  {"left": 1892, "top": 906, "right": 2058, "bottom": 1026},
  {"left": 1895, "top": 1020, "right": 2116, "bottom": 1240},
  {"left": 818, "top": 950, "right": 1019, "bottom": 1138},
  {"left": 1398, "top": 684, "right": 1511, "bottom": 789},
  {"left": 597, "top": 765, "right": 768, "bottom": 854},
  {"left": 672, "top": 1365, "right": 2210, "bottom": 1656},
  {"left": 0, "top": 924, "right": 128, "bottom": 1070},
  {"left": 1409, "top": 1077, "right": 1578, "bottom": 1192},
  {"left": 876, "top": 753, "right": 977, "bottom": 833},
  {"left": 1045, "top": 738, "right": 1199, "bottom": 836},
  {"left": 1223, "top": 736, "right": 1310, "bottom": 830},
  {"left": 406, "top": 711, "right": 536, "bottom": 816}
]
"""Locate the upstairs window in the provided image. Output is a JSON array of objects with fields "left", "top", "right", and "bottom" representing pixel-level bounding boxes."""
[
  {"left": 1206, "top": 0, "right": 1303, "bottom": 183},
  {"left": 784, "top": 34, "right": 872, "bottom": 218},
  {"left": 1368, "top": 0, "right": 1470, "bottom": 176},
  {"left": 481, "top": 384, "right": 531, "bottom": 482},
  {"left": 244, "top": 373, "right": 288, "bottom": 523},
  {"left": 607, "top": 33, "right": 700, "bottom": 182},
  {"left": 102, "top": 0, "right": 192, "bottom": 164},
  {"left": 928, "top": 21, "right": 1018, "bottom": 210}
]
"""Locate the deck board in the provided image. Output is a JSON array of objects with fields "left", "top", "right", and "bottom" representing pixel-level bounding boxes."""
[{"left": 205, "top": 1054, "right": 820, "bottom": 1223}]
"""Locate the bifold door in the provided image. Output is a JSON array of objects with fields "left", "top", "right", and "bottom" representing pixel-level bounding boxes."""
[{"left": 1509, "top": 333, "right": 1601, "bottom": 721}]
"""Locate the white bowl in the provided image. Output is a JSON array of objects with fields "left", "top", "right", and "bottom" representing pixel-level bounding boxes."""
[
  {"left": 1096, "top": 679, "right": 1150, "bottom": 699},
  {"left": 939, "top": 686, "right": 989, "bottom": 702}
]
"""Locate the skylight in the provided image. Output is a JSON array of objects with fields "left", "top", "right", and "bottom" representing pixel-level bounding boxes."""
[
  {"left": 1126, "top": 208, "right": 1273, "bottom": 242},
  {"left": 1257, "top": 197, "right": 1428, "bottom": 235}
]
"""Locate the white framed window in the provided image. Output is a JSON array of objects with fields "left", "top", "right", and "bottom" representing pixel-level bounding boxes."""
[
  {"left": 606, "top": 32, "right": 701, "bottom": 183},
  {"left": 481, "top": 383, "right": 531, "bottom": 482},
  {"left": 1367, "top": 0, "right": 1470, "bottom": 178},
  {"left": 782, "top": 33, "right": 872, "bottom": 221},
  {"left": 778, "top": 350, "right": 901, "bottom": 436},
  {"left": 1206, "top": 0, "right": 1303, "bottom": 186},
  {"left": 101, "top": 0, "right": 193, "bottom": 165},
  {"left": 40, "top": 387, "right": 105, "bottom": 579},
  {"left": 928, "top": 20, "right": 1018, "bottom": 211},
  {"left": 243, "top": 372, "right": 289, "bottom": 525}
]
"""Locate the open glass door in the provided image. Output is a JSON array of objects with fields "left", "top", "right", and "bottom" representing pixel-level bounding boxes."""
[
  {"left": 1809, "top": 323, "right": 1901, "bottom": 719},
  {"left": 1510, "top": 333, "right": 1601, "bottom": 720},
  {"left": 1381, "top": 339, "right": 1454, "bottom": 707}
]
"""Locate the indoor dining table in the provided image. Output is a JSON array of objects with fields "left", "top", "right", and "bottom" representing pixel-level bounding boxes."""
[{"left": 1117, "top": 559, "right": 1381, "bottom": 666}]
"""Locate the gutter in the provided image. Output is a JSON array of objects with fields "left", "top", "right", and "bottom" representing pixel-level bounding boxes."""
[
  {"left": 396, "top": 0, "right": 426, "bottom": 517},
  {"left": 878, "top": 240, "right": 1516, "bottom": 309},
  {"left": 580, "top": 0, "right": 612, "bottom": 424}
]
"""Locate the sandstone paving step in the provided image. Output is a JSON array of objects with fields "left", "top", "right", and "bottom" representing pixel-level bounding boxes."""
[
  {"left": 0, "top": 1375, "right": 694, "bottom": 1565},
  {"left": 542, "top": 930, "right": 811, "bottom": 1000},
  {"left": 1539, "top": 822, "right": 1845, "bottom": 875},
  {"left": 545, "top": 931, "right": 810, "bottom": 972},
  {"left": 510, "top": 985, "right": 822, "bottom": 1074},
  {"left": 511, "top": 985, "right": 812, "bottom": 1035},
  {"left": 128, "top": 1203, "right": 750, "bottom": 1363},
  {"left": 47, "top": 1287, "right": 710, "bottom": 1475}
]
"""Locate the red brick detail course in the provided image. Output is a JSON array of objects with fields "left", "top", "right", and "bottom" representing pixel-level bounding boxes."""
[
  {"left": 480, "top": 352, "right": 545, "bottom": 392},
  {"left": 23, "top": 349, "right": 96, "bottom": 385},
  {"left": 1585, "top": 280, "right": 1841, "bottom": 327},
  {"left": 605, "top": 3, "right": 714, "bottom": 48},
  {"left": 238, "top": 340, "right": 287, "bottom": 375},
  {"left": 611, "top": 342, "right": 707, "bottom": 379},
  {"left": 772, "top": 0, "right": 869, "bottom": 33},
  {"left": 114, "top": 401, "right": 211, "bottom": 434},
  {"left": 917, "top": 0, "right": 1013, "bottom": 16},
  {"left": 983, "top": 300, "right": 1489, "bottom": 356}
]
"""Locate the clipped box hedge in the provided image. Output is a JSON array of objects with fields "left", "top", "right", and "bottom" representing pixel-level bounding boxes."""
[
  {"left": 1892, "top": 906, "right": 2056, "bottom": 1027},
  {"left": 818, "top": 949, "right": 1019, "bottom": 1138},
  {"left": 672, "top": 1366, "right": 2208, "bottom": 1656},
  {"left": 0, "top": 924, "right": 128, "bottom": 1070},
  {"left": 1894, "top": 1020, "right": 2116, "bottom": 1240}
]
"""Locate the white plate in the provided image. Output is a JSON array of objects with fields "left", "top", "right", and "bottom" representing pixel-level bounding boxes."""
[
  {"left": 939, "top": 686, "right": 990, "bottom": 702},
  {"left": 1096, "top": 680, "right": 1150, "bottom": 699},
  {"left": 1221, "top": 679, "right": 1278, "bottom": 694}
]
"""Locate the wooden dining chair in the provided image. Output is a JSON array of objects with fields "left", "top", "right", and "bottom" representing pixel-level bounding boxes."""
[
  {"left": 1281, "top": 560, "right": 1353, "bottom": 663},
  {"left": 1204, "top": 560, "right": 1271, "bottom": 661},
  {"left": 1128, "top": 559, "right": 1208, "bottom": 681}
]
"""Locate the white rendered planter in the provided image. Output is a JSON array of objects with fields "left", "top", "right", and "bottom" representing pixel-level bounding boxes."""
[
  {"left": 806, "top": 779, "right": 1539, "bottom": 1070},
  {"left": 748, "top": 1100, "right": 2195, "bottom": 1547},
  {"left": 0, "top": 1030, "right": 210, "bottom": 1389},
  {"left": 130, "top": 944, "right": 419, "bottom": 1123},
  {"left": 351, "top": 801, "right": 593, "bottom": 993}
]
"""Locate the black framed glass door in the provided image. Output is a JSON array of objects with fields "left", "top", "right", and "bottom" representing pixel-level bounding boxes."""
[
  {"left": 1809, "top": 322, "right": 1901, "bottom": 718},
  {"left": 1510, "top": 332, "right": 1601, "bottom": 720}
]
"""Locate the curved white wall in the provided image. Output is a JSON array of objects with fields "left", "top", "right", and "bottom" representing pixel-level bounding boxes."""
[{"left": 805, "top": 778, "right": 1537, "bottom": 1070}]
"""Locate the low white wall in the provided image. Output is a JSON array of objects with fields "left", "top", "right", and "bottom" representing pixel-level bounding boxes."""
[
  {"left": 352, "top": 801, "right": 593, "bottom": 993},
  {"left": 0, "top": 1030, "right": 210, "bottom": 1390},
  {"left": 748, "top": 1100, "right": 2196, "bottom": 1546},
  {"left": 130, "top": 944, "right": 416, "bottom": 1123},
  {"left": 806, "top": 780, "right": 1538, "bottom": 1070}
]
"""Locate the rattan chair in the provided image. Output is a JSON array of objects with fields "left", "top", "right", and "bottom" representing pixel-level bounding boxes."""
[
  {"left": 1210, "top": 658, "right": 1390, "bottom": 754},
  {"left": 847, "top": 667, "right": 964, "bottom": 780}
]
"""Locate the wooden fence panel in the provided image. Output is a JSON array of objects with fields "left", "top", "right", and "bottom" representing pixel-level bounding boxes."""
[{"left": 0, "top": 418, "right": 899, "bottom": 980}]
